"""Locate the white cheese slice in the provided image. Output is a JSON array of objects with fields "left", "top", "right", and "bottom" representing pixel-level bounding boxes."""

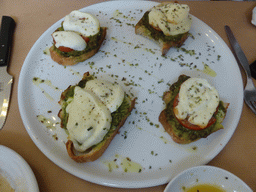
[
  {"left": 174, "top": 78, "right": 220, "bottom": 128},
  {"left": 52, "top": 31, "right": 86, "bottom": 51},
  {"left": 66, "top": 86, "right": 112, "bottom": 152},
  {"left": 85, "top": 79, "right": 125, "bottom": 113},
  {"left": 148, "top": 3, "right": 192, "bottom": 36},
  {"left": 162, "top": 3, "right": 190, "bottom": 24},
  {"left": 63, "top": 10, "right": 100, "bottom": 37}
]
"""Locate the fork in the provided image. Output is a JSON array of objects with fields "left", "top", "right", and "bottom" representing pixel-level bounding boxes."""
[{"left": 225, "top": 25, "right": 256, "bottom": 115}]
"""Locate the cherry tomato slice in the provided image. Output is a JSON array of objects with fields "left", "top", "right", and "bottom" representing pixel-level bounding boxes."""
[
  {"left": 173, "top": 94, "right": 217, "bottom": 130},
  {"left": 58, "top": 46, "right": 74, "bottom": 52},
  {"left": 81, "top": 36, "right": 90, "bottom": 43},
  {"left": 53, "top": 36, "right": 87, "bottom": 53}
]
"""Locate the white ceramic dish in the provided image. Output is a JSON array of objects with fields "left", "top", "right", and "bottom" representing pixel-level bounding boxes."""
[
  {"left": 252, "top": 7, "right": 256, "bottom": 26},
  {"left": 0, "top": 145, "right": 39, "bottom": 192},
  {"left": 164, "top": 165, "right": 252, "bottom": 192},
  {"left": 18, "top": 1, "right": 243, "bottom": 188}
]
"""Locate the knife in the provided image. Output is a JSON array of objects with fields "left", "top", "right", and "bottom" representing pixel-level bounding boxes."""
[
  {"left": 0, "top": 16, "right": 15, "bottom": 129},
  {"left": 250, "top": 60, "right": 256, "bottom": 80}
]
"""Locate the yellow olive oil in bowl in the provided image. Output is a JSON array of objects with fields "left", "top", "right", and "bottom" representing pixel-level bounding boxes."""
[
  {"left": 185, "top": 184, "right": 225, "bottom": 192},
  {"left": 163, "top": 166, "right": 253, "bottom": 192}
]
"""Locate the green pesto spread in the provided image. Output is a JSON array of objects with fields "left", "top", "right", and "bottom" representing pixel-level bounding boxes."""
[
  {"left": 140, "top": 11, "right": 186, "bottom": 42},
  {"left": 59, "top": 74, "right": 133, "bottom": 150},
  {"left": 53, "top": 24, "right": 105, "bottom": 57},
  {"left": 165, "top": 75, "right": 227, "bottom": 142}
]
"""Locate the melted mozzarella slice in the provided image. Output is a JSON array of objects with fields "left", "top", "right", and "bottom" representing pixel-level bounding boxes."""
[
  {"left": 174, "top": 78, "right": 220, "bottom": 128},
  {"left": 66, "top": 86, "right": 112, "bottom": 152},
  {"left": 162, "top": 3, "right": 190, "bottom": 24},
  {"left": 148, "top": 3, "right": 192, "bottom": 36},
  {"left": 52, "top": 31, "right": 86, "bottom": 51},
  {"left": 63, "top": 10, "right": 100, "bottom": 37},
  {"left": 85, "top": 79, "right": 125, "bottom": 113}
]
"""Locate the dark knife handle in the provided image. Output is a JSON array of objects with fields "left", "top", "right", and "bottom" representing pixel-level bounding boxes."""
[
  {"left": 0, "top": 16, "right": 16, "bottom": 67},
  {"left": 250, "top": 60, "right": 256, "bottom": 80}
]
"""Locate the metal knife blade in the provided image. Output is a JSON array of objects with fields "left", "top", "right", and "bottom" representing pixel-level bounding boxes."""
[
  {"left": 0, "top": 16, "right": 15, "bottom": 129},
  {"left": 224, "top": 25, "right": 252, "bottom": 78}
]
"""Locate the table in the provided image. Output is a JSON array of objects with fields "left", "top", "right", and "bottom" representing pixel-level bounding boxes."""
[{"left": 1, "top": 1, "right": 256, "bottom": 191}]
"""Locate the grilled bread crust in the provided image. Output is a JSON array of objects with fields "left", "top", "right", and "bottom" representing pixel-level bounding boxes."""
[
  {"left": 135, "top": 3, "right": 189, "bottom": 56},
  {"left": 66, "top": 98, "right": 135, "bottom": 163},
  {"left": 159, "top": 75, "right": 229, "bottom": 144},
  {"left": 50, "top": 27, "right": 107, "bottom": 66},
  {"left": 58, "top": 72, "right": 136, "bottom": 163}
]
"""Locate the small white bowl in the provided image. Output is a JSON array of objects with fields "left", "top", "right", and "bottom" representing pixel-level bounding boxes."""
[
  {"left": 252, "top": 7, "right": 256, "bottom": 26},
  {"left": 0, "top": 145, "right": 39, "bottom": 192},
  {"left": 164, "top": 165, "right": 252, "bottom": 192}
]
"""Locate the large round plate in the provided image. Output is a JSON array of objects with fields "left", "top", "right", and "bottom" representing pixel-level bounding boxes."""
[
  {"left": 18, "top": 1, "right": 243, "bottom": 188},
  {"left": 0, "top": 145, "right": 39, "bottom": 191}
]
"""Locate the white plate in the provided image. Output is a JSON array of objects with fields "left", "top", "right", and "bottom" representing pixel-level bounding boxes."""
[
  {"left": 164, "top": 165, "right": 252, "bottom": 192},
  {"left": 0, "top": 145, "right": 39, "bottom": 192},
  {"left": 18, "top": 1, "right": 243, "bottom": 188}
]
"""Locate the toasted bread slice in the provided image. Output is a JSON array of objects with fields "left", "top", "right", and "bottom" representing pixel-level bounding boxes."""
[
  {"left": 66, "top": 97, "right": 135, "bottom": 163},
  {"left": 58, "top": 72, "right": 136, "bottom": 163},
  {"left": 135, "top": 3, "right": 190, "bottom": 56},
  {"left": 50, "top": 27, "right": 107, "bottom": 66},
  {"left": 159, "top": 75, "right": 229, "bottom": 144}
]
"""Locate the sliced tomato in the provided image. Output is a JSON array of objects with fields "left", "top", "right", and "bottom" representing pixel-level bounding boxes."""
[
  {"left": 173, "top": 94, "right": 217, "bottom": 131},
  {"left": 151, "top": 25, "right": 162, "bottom": 32},
  {"left": 58, "top": 46, "right": 74, "bottom": 52},
  {"left": 52, "top": 39, "right": 74, "bottom": 53},
  {"left": 81, "top": 36, "right": 90, "bottom": 43},
  {"left": 52, "top": 36, "right": 87, "bottom": 53}
]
